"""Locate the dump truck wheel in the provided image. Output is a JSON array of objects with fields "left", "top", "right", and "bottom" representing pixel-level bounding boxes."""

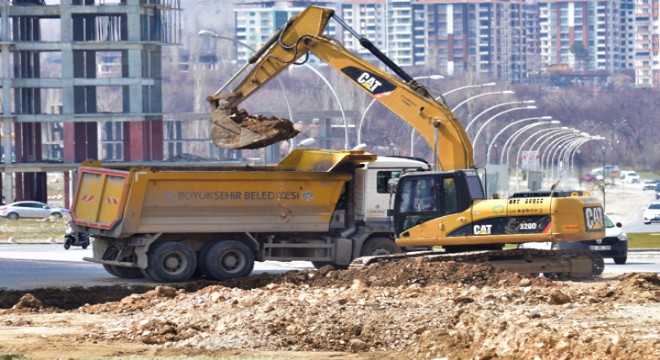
[
  {"left": 147, "top": 242, "right": 197, "bottom": 283},
  {"left": 196, "top": 242, "right": 216, "bottom": 278},
  {"left": 110, "top": 266, "right": 144, "bottom": 279},
  {"left": 360, "top": 237, "right": 401, "bottom": 257},
  {"left": 203, "top": 240, "right": 255, "bottom": 281},
  {"left": 103, "top": 264, "right": 119, "bottom": 277},
  {"left": 311, "top": 261, "right": 347, "bottom": 270}
]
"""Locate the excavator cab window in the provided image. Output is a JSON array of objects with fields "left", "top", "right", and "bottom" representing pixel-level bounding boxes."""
[{"left": 394, "top": 171, "right": 474, "bottom": 234}]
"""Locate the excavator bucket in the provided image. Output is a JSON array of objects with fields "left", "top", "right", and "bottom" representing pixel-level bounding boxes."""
[{"left": 210, "top": 107, "right": 300, "bottom": 150}]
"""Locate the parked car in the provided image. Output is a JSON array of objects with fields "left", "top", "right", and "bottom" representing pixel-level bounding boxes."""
[
  {"left": 0, "top": 201, "right": 70, "bottom": 220},
  {"left": 621, "top": 171, "right": 640, "bottom": 184},
  {"left": 642, "top": 179, "right": 658, "bottom": 190},
  {"left": 518, "top": 214, "right": 628, "bottom": 264},
  {"left": 643, "top": 202, "right": 660, "bottom": 225},
  {"left": 581, "top": 173, "right": 597, "bottom": 182},
  {"left": 656, "top": 184, "right": 660, "bottom": 200}
]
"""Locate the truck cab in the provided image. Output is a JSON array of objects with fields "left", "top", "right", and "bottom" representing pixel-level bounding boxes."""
[{"left": 353, "top": 156, "right": 430, "bottom": 230}]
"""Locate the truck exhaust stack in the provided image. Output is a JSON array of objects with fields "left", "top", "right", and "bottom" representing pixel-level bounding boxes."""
[{"left": 210, "top": 107, "right": 300, "bottom": 149}]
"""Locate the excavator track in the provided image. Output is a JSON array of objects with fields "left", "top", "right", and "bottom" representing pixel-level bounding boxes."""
[{"left": 350, "top": 249, "right": 605, "bottom": 279}]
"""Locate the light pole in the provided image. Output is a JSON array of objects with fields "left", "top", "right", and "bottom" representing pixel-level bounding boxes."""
[
  {"left": 559, "top": 138, "right": 589, "bottom": 180},
  {"left": 472, "top": 105, "right": 537, "bottom": 155},
  {"left": 485, "top": 116, "right": 553, "bottom": 164},
  {"left": 541, "top": 132, "right": 581, "bottom": 176},
  {"left": 549, "top": 135, "right": 585, "bottom": 181},
  {"left": 465, "top": 100, "right": 534, "bottom": 133},
  {"left": 451, "top": 90, "right": 515, "bottom": 113},
  {"left": 358, "top": 74, "right": 444, "bottom": 148},
  {"left": 511, "top": 126, "right": 568, "bottom": 190},
  {"left": 410, "top": 82, "right": 500, "bottom": 156},
  {"left": 570, "top": 136, "right": 603, "bottom": 174},
  {"left": 442, "top": 82, "right": 497, "bottom": 97},
  {"left": 502, "top": 126, "right": 565, "bottom": 166}
]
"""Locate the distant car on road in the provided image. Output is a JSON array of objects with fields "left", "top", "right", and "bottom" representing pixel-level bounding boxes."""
[
  {"left": 519, "top": 214, "right": 628, "bottom": 264},
  {"left": 643, "top": 202, "right": 660, "bottom": 225},
  {"left": 656, "top": 184, "right": 660, "bottom": 200},
  {"left": 581, "top": 173, "right": 597, "bottom": 182},
  {"left": 621, "top": 171, "right": 641, "bottom": 184},
  {"left": 0, "top": 201, "right": 70, "bottom": 220},
  {"left": 643, "top": 180, "right": 658, "bottom": 190}
]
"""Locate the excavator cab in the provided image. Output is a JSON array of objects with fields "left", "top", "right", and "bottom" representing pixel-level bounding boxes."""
[{"left": 392, "top": 170, "right": 485, "bottom": 235}]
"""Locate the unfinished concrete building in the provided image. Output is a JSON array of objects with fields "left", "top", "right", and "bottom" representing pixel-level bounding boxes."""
[{"left": 0, "top": 0, "right": 181, "bottom": 206}]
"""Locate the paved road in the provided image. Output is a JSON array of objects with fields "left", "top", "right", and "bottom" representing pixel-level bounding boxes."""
[
  {"left": 0, "top": 244, "right": 314, "bottom": 290},
  {"left": 0, "top": 244, "right": 658, "bottom": 291}
]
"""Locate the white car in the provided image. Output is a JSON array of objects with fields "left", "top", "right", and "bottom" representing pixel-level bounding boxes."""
[
  {"left": 643, "top": 202, "right": 660, "bottom": 225},
  {"left": 621, "top": 171, "right": 640, "bottom": 184},
  {"left": 642, "top": 179, "right": 658, "bottom": 190},
  {"left": 0, "top": 201, "right": 70, "bottom": 220}
]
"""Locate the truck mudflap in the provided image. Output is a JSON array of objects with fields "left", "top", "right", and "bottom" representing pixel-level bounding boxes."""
[
  {"left": 350, "top": 249, "right": 604, "bottom": 279},
  {"left": 71, "top": 167, "right": 130, "bottom": 230}
]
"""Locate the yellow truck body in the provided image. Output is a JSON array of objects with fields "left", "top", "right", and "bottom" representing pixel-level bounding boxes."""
[{"left": 72, "top": 149, "right": 373, "bottom": 238}]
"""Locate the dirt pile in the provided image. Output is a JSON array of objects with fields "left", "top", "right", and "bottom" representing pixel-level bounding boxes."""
[{"left": 0, "top": 260, "right": 658, "bottom": 359}]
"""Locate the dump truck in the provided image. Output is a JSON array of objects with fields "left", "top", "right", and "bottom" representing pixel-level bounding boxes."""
[{"left": 72, "top": 150, "right": 430, "bottom": 282}]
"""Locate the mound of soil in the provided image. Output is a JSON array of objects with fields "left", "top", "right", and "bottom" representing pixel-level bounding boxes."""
[{"left": 0, "top": 259, "right": 658, "bottom": 360}]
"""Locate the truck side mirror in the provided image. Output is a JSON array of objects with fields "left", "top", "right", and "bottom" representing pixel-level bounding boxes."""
[{"left": 387, "top": 209, "right": 394, "bottom": 217}]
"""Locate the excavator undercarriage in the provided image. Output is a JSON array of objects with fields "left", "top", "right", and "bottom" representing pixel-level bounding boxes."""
[{"left": 351, "top": 248, "right": 605, "bottom": 279}]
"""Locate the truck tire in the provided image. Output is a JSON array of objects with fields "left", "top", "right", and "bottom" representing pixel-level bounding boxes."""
[
  {"left": 103, "top": 264, "right": 119, "bottom": 277},
  {"left": 360, "top": 237, "right": 401, "bottom": 257},
  {"left": 203, "top": 240, "right": 255, "bottom": 281},
  {"left": 109, "top": 265, "right": 144, "bottom": 279},
  {"left": 613, "top": 256, "right": 627, "bottom": 265},
  {"left": 196, "top": 242, "right": 216, "bottom": 278},
  {"left": 147, "top": 242, "right": 197, "bottom": 283}
]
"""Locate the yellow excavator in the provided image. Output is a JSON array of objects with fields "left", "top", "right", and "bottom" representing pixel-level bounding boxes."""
[{"left": 207, "top": 6, "right": 606, "bottom": 277}]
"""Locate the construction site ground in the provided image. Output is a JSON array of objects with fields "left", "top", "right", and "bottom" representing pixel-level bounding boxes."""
[{"left": 0, "top": 178, "right": 659, "bottom": 359}]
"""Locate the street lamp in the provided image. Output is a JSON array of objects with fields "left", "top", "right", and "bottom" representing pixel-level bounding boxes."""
[
  {"left": 510, "top": 126, "right": 568, "bottom": 190},
  {"left": 472, "top": 105, "right": 537, "bottom": 151},
  {"left": 442, "top": 82, "right": 497, "bottom": 97},
  {"left": 289, "top": 137, "right": 317, "bottom": 154},
  {"left": 541, "top": 131, "right": 581, "bottom": 175},
  {"left": 465, "top": 100, "right": 535, "bottom": 132},
  {"left": 502, "top": 126, "right": 565, "bottom": 166},
  {"left": 548, "top": 135, "right": 585, "bottom": 181},
  {"left": 356, "top": 75, "right": 444, "bottom": 151},
  {"left": 451, "top": 90, "right": 515, "bottom": 113},
  {"left": 485, "top": 116, "right": 553, "bottom": 164}
]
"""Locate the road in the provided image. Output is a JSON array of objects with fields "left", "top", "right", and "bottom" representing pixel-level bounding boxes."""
[
  {"left": 0, "top": 244, "right": 658, "bottom": 291},
  {"left": 0, "top": 244, "right": 314, "bottom": 290}
]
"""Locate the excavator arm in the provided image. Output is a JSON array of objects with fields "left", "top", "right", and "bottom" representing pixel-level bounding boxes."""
[{"left": 207, "top": 6, "right": 473, "bottom": 170}]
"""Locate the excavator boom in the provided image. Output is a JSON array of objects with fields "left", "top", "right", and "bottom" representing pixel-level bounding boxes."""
[{"left": 207, "top": 6, "right": 473, "bottom": 170}]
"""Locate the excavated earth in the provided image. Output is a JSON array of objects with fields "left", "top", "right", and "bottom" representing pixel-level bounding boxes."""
[
  {"left": 0, "top": 258, "right": 659, "bottom": 359},
  {"left": 210, "top": 108, "right": 299, "bottom": 149}
]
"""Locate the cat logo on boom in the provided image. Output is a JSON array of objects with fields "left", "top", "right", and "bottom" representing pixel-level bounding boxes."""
[
  {"left": 357, "top": 73, "right": 383, "bottom": 93},
  {"left": 341, "top": 66, "right": 396, "bottom": 97}
]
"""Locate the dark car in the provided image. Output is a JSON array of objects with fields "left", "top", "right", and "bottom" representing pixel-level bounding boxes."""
[{"left": 555, "top": 214, "right": 628, "bottom": 264}]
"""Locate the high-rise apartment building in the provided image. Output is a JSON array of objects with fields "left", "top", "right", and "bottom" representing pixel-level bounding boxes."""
[
  {"left": 630, "top": 0, "right": 660, "bottom": 87},
  {"left": 412, "top": 0, "right": 531, "bottom": 82},
  {"left": 232, "top": 0, "right": 660, "bottom": 86}
]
